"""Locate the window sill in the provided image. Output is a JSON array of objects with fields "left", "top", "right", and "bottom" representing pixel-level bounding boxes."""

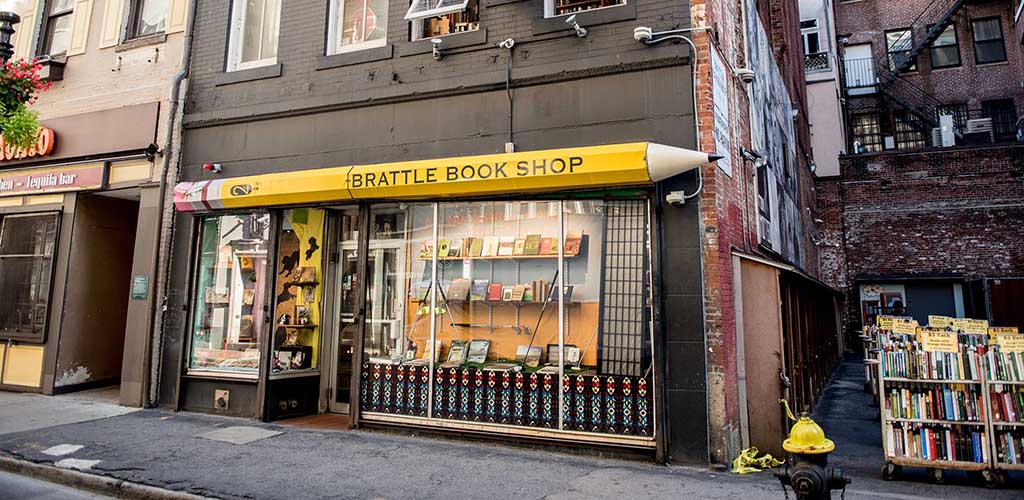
[
  {"left": 215, "top": 63, "right": 283, "bottom": 86},
  {"left": 975, "top": 60, "right": 1009, "bottom": 68},
  {"left": 398, "top": 28, "right": 488, "bottom": 57},
  {"left": 37, "top": 58, "right": 65, "bottom": 82},
  {"left": 184, "top": 369, "right": 260, "bottom": 382},
  {"left": 482, "top": 0, "right": 527, "bottom": 6},
  {"left": 531, "top": 2, "right": 636, "bottom": 36},
  {"left": 115, "top": 33, "right": 167, "bottom": 52},
  {"left": 317, "top": 45, "right": 393, "bottom": 70}
]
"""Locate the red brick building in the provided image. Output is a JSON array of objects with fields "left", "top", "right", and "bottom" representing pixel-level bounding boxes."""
[{"left": 817, "top": 0, "right": 1024, "bottom": 342}]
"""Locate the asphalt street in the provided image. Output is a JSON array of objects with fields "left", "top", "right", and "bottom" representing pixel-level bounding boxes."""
[{"left": 0, "top": 470, "right": 112, "bottom": 500}]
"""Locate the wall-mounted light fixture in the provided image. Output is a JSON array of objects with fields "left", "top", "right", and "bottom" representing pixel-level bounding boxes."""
[{"left": 431, "top": 38, "right": 443, "bottom": 61}]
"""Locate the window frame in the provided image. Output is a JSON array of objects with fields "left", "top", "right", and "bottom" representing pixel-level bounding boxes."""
[
  {"left": 893, "top": 111, "right": 928, "bottom": 150},
  {"left": 543, "top": 0, "right": 627, "bottom": 19},
  {"left": 800, "top": 18, "right": 821, "bottom": 56},
  {"left": 38, "top": 0, "right": 75, "bottom": 57},
  {"left": 404, "top": 0, "right": 470, "bottom": 22},
  {"left": 851, "top": 113, "right": 884, "bottom": 153},
  {"left": 185, "top": 211, "right": 273, "bottom": 378},
  {"left": 0, "top": 212, "right": 60, "bottom": 344},
  {"left": 885, "top": 27, "right": 916, "bottom": 73},
  {"left": 226, "top": 0, "right": 282, "bottom": 72},
  {"left": 971, "top": 17, "right": 1007, "bottom": 65},
  {"left": 327, "top": 0, "right": 389, "bottom": 54},
  {"left": 409, "top": 0, "right": 479, "bottom": 42},
  {"left": 928, "top": 24, "right": 961, "bottom": 69},
  {"left": 125, "top": 0, "right": 170, "bottom": 40}
]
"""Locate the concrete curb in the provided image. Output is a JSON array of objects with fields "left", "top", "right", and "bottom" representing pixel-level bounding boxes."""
[{"left": 0, "top": 455, "right": 214, "bottom": 500}]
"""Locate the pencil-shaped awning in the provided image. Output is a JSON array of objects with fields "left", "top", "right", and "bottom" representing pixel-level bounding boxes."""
[{"left": 173, "top": 142, "right": 720, "bottom": 212}]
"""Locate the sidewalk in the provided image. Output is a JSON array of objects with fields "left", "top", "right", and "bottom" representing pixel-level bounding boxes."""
[{"left": 0, "top": 359, "right": 1019, "bottom": 500}]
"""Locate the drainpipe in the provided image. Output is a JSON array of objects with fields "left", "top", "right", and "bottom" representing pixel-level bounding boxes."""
[{"left": 146, "top": 0, "right": 198, "bottom": 408}]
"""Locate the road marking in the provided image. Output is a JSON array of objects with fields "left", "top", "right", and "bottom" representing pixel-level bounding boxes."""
[
  {"left": 54, "top": 458, "right": 102, "bottom": 471},
  {"left": 42, "top": 444, "right": 84, "bottom": 456}
]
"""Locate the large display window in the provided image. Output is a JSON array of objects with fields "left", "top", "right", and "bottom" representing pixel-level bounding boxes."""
[
  {"left": 0, "top": 213, "right": 58, "bottom": 342},
  {"left": 271, "top": 208, "right": 326, "bottom": 375},
  {"left": 360, "top": 199, "right": 654, "bottom": 440},
  {"left": 189, "top": 213, "right": 271, "bottom": 375}
]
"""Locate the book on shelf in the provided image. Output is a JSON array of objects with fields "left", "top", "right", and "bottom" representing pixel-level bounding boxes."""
[
  {"left": 469, "top": 237, "right": 483, "bottom": 257},
  {"left": 547, "top": 237, "right": 559, "bottom": 256},
  {"left": 987, "top": 346, "right": 1024, "bottom": 382},
  {"left": 470, "top": 279, "right": 489, "bottom": 302},
  {"left": 512, "top": 238, "right": 526, "bottom": 256},
  {"left": 481, "top": 236, "right": 500, "bottom": 257},
  {"left": 996, "top": 430, "right": 1024, "bottom": 464},
  {"left": 523, "top": 234, "right": 542, "bottom": 255},
  {"left": 879, "top": 332, "right": 984, "bottom": 380},
  {"left": 539, "top": 237, "right": 554, "bottom": 256},
  {"left": 437, "top": 239, "right": 451, "bottom": 258},
  {"left": 522, "top": 283, "right": 534, "bottom": 302},
  {"left": 885, "top": 384, "right": 983, "bottom": 422},
  {"left": 449, "top": 238, "right": 462, "bottom": 257},
  {"left": 447, "top": 278, "right": 471, "bottom": 302},
  {"left": 497, "top": 236, "right": 515, "bottom": 256},
  {"left": 511, "top": 284, "right": 526, "bottom": 302},
  {"left": 501, "top": 286, "right": 514, "bottom": 301},
  {"left": 487, "top": 283, "right": 503, "bottom": 302},
  {"left": 563, "top": 232, "right": 582, "bottom": 256},
  {"left": 990, "top": 386, "right": 1024, "bottom": 423},
  {"left": 886, "top": 423, "right": 987, "bottom": 463}
]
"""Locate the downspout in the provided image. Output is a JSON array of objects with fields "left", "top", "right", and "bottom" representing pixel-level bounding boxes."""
[{"left": 146, "top": 0, "right": 198, "bottom": 407}]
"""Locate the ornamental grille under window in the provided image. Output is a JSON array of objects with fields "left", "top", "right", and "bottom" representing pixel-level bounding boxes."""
[{"left": 596, "top": 200, "right": 651, "bottom": 378}]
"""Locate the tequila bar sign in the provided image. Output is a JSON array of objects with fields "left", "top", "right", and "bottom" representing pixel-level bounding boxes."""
[{"left": 0, "top": 163, "right": 106, "bottom": 196}]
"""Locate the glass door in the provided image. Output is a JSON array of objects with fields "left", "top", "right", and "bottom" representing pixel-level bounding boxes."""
[{"left": 329, "top": 209, "right": 360, "bottom": 414}]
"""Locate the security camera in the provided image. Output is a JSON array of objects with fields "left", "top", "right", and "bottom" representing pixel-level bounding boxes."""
[
  {"left": 430, "top": 38, "right": 443, "bottom": 60},
  {"left": 734, "top": 68, "right": 756, "bottom": 84},
  {"left": 565, "top": 14, "right": 588, "bottom": 38},
  {"left": 497, "top": 38, "right": 515, "bottom": 49},
  {"left": 633, "top": 26, "right": 653, "bottom": 43},
  {"left": 665, "top": 191, "right": 686, "bottom": 207}
]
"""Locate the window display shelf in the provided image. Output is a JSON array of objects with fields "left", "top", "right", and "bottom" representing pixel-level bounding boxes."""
[
  {"left": 278, "top": 324, "right": 318, "bottom": 329},
  {"left": 421, "top": 254, "right": 579, "bottom": 261},
  {"left": 285, "top": 281, "right": 319, "bottom": 287},
  {"left": 269, "top": 368, "right": 320, "bottom": 380}
]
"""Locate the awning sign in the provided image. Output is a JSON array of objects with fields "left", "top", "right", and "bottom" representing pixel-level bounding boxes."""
[
  {"left": 173, "top": 142, "right": 718, "bottom": 212},
  {"left": 0, "top": 162, "right": 105, "bottom": 197}
]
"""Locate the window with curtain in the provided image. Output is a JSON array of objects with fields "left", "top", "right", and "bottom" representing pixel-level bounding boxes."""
[
  {"left": 40, "top": 0, "right": 74, "bottom": 56},
  {"left": 189, "top": 213, "right": 270, "bottom": 374},
  {"left": 0, "top": 214, "right": 58, "bottom": 342},
  {"left": 972, "top": 17, "right": 1007, "bottom": 64},
  {"left": 852, "top": 113, "right": 883, "bottom": 153},
  {"left": 328, "top": 0, "right": 388, "bottom": 54},
  {"left": 128, "top": 0, "right": 170, "bottom": 39},
  {"left": 929, "top": 25, "right": 960, "bottom": 68},
  {"left": 227, "top": 0, "right": 281, "bottom": 71}
]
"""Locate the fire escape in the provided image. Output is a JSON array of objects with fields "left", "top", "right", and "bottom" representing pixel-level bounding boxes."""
[{"left": 842, "top": 0, "right": 969, "bottom": 144}]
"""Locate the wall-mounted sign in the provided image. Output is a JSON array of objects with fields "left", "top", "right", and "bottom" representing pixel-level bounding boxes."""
[
  {"left": 0, "top": 127, "right": 55, "bottom": 162},
  {"left": 0, "top": 162, "right": 106, "bottom": 197},
  {"left": 709, "top": 47, "right": 732, "bottom": 177},
  {"left": 130, "top": 276, "right": 149, "bottom": 300}
]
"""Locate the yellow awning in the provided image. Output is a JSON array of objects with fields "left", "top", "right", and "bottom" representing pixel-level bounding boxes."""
[{"left": 174, "top": 142, "right": 718, "bottom": 211}]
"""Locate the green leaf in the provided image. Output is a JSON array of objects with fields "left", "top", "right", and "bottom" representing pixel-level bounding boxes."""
[{"left": 0, "top": 102, "right": 40, "bottom": 150}]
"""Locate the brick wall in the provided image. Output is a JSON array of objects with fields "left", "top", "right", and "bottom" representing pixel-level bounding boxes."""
[
  {"left": 817, "top": 144, "right": 1024, "bottom": 338},
  {"left": 835, "top": 0, "right": 1023, "bottom": 130}
]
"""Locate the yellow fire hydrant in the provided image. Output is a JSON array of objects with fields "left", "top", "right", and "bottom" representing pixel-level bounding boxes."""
[{"left": 775, "top": 400, "right": 850, "bottom": 500}]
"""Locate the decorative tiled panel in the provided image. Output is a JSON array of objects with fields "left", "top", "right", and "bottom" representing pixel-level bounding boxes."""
[{"left": 361, "top": 362, "right": 654, "bottom": 437}]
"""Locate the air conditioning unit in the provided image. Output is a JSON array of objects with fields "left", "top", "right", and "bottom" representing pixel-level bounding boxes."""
[
  {"left": 757, "top": 215, "right": 771, "bottom": 243},
  {"left": 966, "top": 118, "right": 994, "bottom": 141}
]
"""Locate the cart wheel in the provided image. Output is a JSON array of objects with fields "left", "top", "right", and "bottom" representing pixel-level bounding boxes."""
[
  {"left": 998, "top": 471, "right": 1009, "bottom": 487},
  {"left": 981, "top": 470, "right": 1000, "bottom": 489},
  {"left": 881, "top": 463, "right": 901, "bottom": 481},
  {"left": 928, "top": 468, "right": 944, "bottom": 485}
]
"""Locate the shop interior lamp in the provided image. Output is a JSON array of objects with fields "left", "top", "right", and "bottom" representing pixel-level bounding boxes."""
[{"left": 0, "top": 0, "right": 23, "bottom": 64}]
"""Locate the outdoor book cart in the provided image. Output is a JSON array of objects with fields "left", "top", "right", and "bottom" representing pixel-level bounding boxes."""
[{"left": 875, "top": 320, "right": 1024, "bottom": 488}]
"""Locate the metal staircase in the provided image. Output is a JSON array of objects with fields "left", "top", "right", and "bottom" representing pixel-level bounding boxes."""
[{"left": 890, "top": 0, "right": 967, "bottom": 74}]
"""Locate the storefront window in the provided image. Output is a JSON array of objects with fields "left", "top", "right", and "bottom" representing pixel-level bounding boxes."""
[
  {"left": 271, "top": 209, "right": 326, "bottom": 374},
  {"left": 189, "top": 213, "right": 270, "bottom": 374},
  {"left": 359, "top": 199, "right": 654, "bottom": 439},
  {"left": 360, "top": 204, "right": 435, "bottom": 416},
  {"left": 0, "top": 214, "right": 58, "bottom": 341}
]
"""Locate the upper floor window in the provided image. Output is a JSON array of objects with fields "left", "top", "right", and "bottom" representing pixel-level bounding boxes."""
[
  {"left": 40, "top": 0, "right": 74, "bottom": 57},
  {"left": 405, "top": 0, "right": 478, "bottom": 40},
  {"left": 545, "top": 0, "right": 625, "bottom": 17},
  {"left": 801, "top": 19, "right": 820, "bottom": 55},
  {"left": 971, "top": 17, "right": 1006, "bottom": 64},
  {"left": 851, "top": 113, "right": 883, "bottom": 153},
  {"left": 885, "top": 28, "right": 916, "bottom": 72},
  {"left": 227, "top": 0, "right": 281, "bottom": 71},
  {"left": 928, "top": 24, "right": 960, "bottom": 68},
  {"left": 328, "top": 0, "right": 388, "bottom": 53},
  {"left": 128, "top": 0, "right": 170, "bottom": 39}
]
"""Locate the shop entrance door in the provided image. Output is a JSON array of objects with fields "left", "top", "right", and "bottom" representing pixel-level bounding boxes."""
[{"left": 328, "top": 213, "right": 407, "bottom": 414}]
